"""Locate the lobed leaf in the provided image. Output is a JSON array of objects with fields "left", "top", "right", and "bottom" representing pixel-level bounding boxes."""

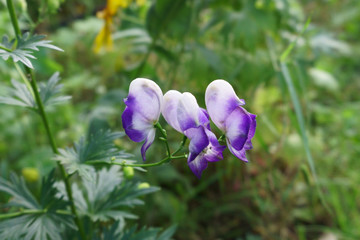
[{"left": 0, "top": 33, "right": 63, "bottom": 69}]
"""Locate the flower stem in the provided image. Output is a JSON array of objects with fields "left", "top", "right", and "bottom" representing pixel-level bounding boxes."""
[
  {"left": 89, "top": 154, "right": 187, "bottom": 168},
  {"left": 172, "top": 135, "right": 187, "bottom": 155},
  {"left": 5, "top": 0, "right": 86, "bottom": 238},
  {"left": 154, "top": 122, "right": 171, "bottom": 157}
]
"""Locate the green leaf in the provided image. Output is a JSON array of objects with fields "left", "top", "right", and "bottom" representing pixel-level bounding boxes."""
[
  {"left": 55, "top": 166, "right": 160, "bottom": 223},
  {"left": 0, "top": 72, "right": 70, "bottom": 110},
  {"left": 0, "top": 173, "right": 39, "bottom": 209},
  {"left": 54, "top": 129, "right": 129, "bottom": 180},
  {"left": 0, "top": 33, "right": 63, "bottom": 69},
  {"left": 0, "top": 172, "right": 75, "bottom": 240}
]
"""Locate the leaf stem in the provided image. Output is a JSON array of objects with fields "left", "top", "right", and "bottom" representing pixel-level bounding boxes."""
[
  {"left": 5, "top": 0, "right": 86, "bottom": 238},
  {"left": 0, "top": 209, "right": 72, "bottom": 220},
  {"left": 0, "top": 45, "right": 12, "bottom": 52}
]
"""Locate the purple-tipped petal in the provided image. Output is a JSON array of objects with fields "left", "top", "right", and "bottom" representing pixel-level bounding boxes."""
[
  {"left": 177, "top": 92, "right": 202, "bottom": 131},
  {"left": 204, "top": 128, "right": 226, "bottom": 162},
  {"left": 198, "top": 108, "right": 210, "bottom": 130},
  {"left": 184, "top": 126, "right": 209, "bottom": 162},
  {"left": 140, "top": 129, "right": 156, "bottom": 161},
  {"left": 205, "top": 80, "right": 245, "bottom": 131},
  {"left": 225, "top": 107, "right": 251, "bottom": 151},
  {"left": 227, "top": 139, "right": 248, "bottom": 162},
  {"left": 188, "top": 155, "right": 208, "bottom": 179},
  {"left": 126, "top": 78, "right": 163, "bottom": 122},
  {"left": 244, "top": 113, "right": 256, "bottom": 150},
  {"left": 162, "top": 90, "right": 182, "bottom": 132},
  {"left": 187, "top": 128, "right": 226, "bottom": 178},
  {"left": 122, "top": 78, "right": 163, "bottom": 161},
  {"left": 122, "top": 107, "right": 146, "bottom": 142}
]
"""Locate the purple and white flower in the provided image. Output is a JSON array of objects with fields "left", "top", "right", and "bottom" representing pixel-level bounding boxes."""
[
  {"left": 163, "top": 90, "right": 225, "bottom": 178},
  {"left": 205, "top": 80, "right": 256, "bottom": 162},
  {"left": 121, "top": 78, "right": 163, "bottom": 161}
]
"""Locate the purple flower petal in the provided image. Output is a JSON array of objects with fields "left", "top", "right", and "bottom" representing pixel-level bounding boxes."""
[
  {"left": 187, "top": 128, "right": 226, "bottom": 178},
  {"left": 121, "top": 78, "right": 163, "bottom": 161},
  {"left": 227, "top": 139, "right": 249, "bottom": 162},
  {"left": 205, "top": 80, "right": 245, "bottom": 131},
  {"left": 188, "top": 155, "right": 208, "bottom": 179},
  {"left": 225, "top": 107, "right": 251, "bottom": 151},
  {"left": 140, "top": 129, "right": 156, "bottom": 161},
  {"left": 184, "top": 126, "right": 209, "bottom": 162},
  {"left": 125, "top": 78, "right": 163, "bottom": 122},
  {"left": 204, "top": 128, "right": 226, "bottom": 162},
  {"left": 162, "top": 90, "right": 182, "bottom": 132},
  {"left": 198, "top": 108, "right": 210, "bottom": 130},
  {"left": 122, "top": 107, "right": 146, "bottom": 142},
  {"left": 177, "top": 92, "right": 202, "bottom": 131},
  {"left": 244, "top": 113, "right": 256, "bottom": 150}
]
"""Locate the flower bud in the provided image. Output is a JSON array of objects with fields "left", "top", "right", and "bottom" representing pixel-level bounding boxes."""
[
  {"left": 22, "top": 167, "right": 39, "bottom": 182},
  {"left": 137, "top": 182, "right": 150, "bottom": 189},
  {"left": 123, "top": 166, "right": 134, "bottom": 179}
]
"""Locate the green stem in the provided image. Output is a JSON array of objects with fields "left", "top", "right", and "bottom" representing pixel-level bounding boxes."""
[
  {"left": 6, "top": 0, "right": 86, "bottom": 238},
  {"left": 0, "top": 209, "right": 72, "bottom": 220},
  {"left": 154, "top": 122, "right": 171, "bottom": 157},
  {"left": 0, "top": 45, "right": 12, "bottom": 52},
  {"left": 90, "top": 154, "right": 186, "bottom": 168},
  {"left": 6, "top": 0, "right": 21, "bottom": 39},
  {"left": 172, "top": 135, "right": 187, "bottom": 156},
  {"left": 25, "top": 64, "right": 86, "bottom": 240}
]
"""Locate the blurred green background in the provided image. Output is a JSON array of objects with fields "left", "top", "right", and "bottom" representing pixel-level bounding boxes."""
[{"left": 1, "top": 0, "right": 360, "bottom": 239}]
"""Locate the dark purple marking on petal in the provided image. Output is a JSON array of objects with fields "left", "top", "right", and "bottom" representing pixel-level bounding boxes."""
[
  {"left": 121, "top": 107, "right": 146, "bottom": 142},
  {"left": 184, "top": 126, "right": 209, "bottom": 162},
  {"left": 225, "top": 107, "right": 251, "bottom": 151}
]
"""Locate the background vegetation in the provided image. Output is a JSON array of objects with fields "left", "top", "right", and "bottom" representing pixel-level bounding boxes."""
[{"left": 1, "top": 0, "right": 359, "bottom": 239}]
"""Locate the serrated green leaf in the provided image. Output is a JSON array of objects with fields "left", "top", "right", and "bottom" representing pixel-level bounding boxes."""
[
  {"left": 55, "top": 166, "right": 159, "bottom": 224},
  {"left": 54, "top": 129, "right": 129, "bottom": 179},
  {"left": 0, "top": 173, "right": 39, "bottom": 209},
  {"left": 0, "top": 32, "right": 63, "bottom": 69},
  {"left": 0, "top": 72, "right": 70, "bottom": 110},
  {"left": 0, "top": 172, "right": 75, "bottom": 240}
]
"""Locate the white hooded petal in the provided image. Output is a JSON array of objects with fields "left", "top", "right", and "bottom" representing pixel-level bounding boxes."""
[
  {"left": 205, "top": 80, "right": 245, "bottom": 131},
  {"left": 177, "top": 92, "right": 202, "bottom": 131},
  {"left": 162, "top": 90, "right": 182, "bottom": 132},
  {"left": 127, "top": 78, "right": 163, "bottom": 123}
]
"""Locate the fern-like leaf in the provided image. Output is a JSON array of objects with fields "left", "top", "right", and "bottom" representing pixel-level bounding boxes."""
[{"left": 0, "top": 33, "right": 63, "bottom": 68}]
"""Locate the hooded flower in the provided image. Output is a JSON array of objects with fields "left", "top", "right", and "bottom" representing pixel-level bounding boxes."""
[
  {"left": 205, "top": 80, "right": 256, "bottom": 162},
  {"left": 162, "top": 90, "right": 225, "bottom": 178},
  {"left": 122, "top": 78, "right": 163, "bottom": 161}
]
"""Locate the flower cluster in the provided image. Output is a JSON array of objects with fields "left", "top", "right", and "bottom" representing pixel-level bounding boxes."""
[{"left": 122, "top": 78, "right": 256, "bottom": 178}]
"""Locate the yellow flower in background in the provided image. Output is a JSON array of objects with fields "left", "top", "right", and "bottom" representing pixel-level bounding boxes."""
[
  {"left": 136, "top": 0, "right": 146, "bottom": 7},
  {"left": 93, "top": 0, "right": 144, "bottom": 53}
]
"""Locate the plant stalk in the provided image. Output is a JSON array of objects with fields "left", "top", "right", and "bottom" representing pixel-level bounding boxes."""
[{"left": 6, "top": 0, "right": 86, "bottom": 238}]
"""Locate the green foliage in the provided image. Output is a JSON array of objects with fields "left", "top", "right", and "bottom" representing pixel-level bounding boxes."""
[
  {"left": 56, "top": 166, "right": 159, "bottom": 223},
  {"left": 54, "top": 129, "right": 132, "bottom": 180},
  {"left": 0, "top": 72, "right": 70, "bottom": 110},
  {"left": 0, "top": 32, "right": 63, "bottom": 68},
  {"left": 0, "top": 172, "right": 75, "bottom": 240},
  {"left": 97, "top": 222, "right": 177, "bottom": 240}
]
